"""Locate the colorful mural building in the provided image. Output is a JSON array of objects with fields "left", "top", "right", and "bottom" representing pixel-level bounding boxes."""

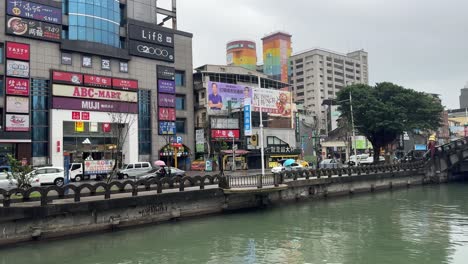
[
  {"left": 262, "top": 31, "right": 292, "bottom": 83},
  {"left": 226, "top": 40, "right": 257, "bottom": 71}
]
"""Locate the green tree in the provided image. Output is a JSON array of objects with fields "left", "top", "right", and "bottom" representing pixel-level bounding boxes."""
[
  {"left": 6, "top": 154, "right": 34, "bottom": 189},
  {"left": 336, "top": 82, "right": 443, "bottom": 163}
]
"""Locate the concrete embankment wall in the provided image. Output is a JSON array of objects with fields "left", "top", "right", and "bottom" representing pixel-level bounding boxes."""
[{"left": 0, "top": 170, "right": 442, "bottom": 246}]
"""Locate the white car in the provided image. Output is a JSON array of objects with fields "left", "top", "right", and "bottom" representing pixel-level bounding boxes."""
[
  {"left": 0, "top": 172, "right": 17, "bottom": 191},
  {"left": 28, "top": 167, "right": 65, "bottom": 187},
  {"left": 271, "top": 163, "right": 304, "bottom": 173},
  {"left": 347, "top": 154, "right": 385, "bottom": 166}
]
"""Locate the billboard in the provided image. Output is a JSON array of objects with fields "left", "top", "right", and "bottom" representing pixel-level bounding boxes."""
[
  {"left": 128, "top": 24, "right": 174, "bottom": 47},
  {"left": 5, "top": 42, "right": 30, "bottom": 61},
  {"left": 159, "top": 122, "right": 176, "bottom": 135},
  {"left": 6, "top": 0, "right": 62, "bottom": 24},
  {"left": 158, "top": 80, "right": 176, "bottom": 94},
  {"left": 6, "top": 77, "right": 29, "bottom": 96},
  {"left": 157, "top": 65, "right": 175, "bottom": 80},
  {"left": 158, "top": 93, "right": 176, "bottom": 107},
  {"left": 52, "top": 97, "right": 138, "bottom": 113},
  {"left": 52, "top": 84, "right": 138, "bottom": 102},
  {"left": 5, "top": 114, "right": 29, "bottom": 131},
  {"left": 211, "top": 129, "right": 240, "bottom": 139},
  {"left": 207, "top": 82, "right": 252, "bottom": 115},
  {"left": 252, "top": 87, "right": 292, "bottom": 117},
  {"left": 6, "top": 96, "right": 29, "bottom": 113},
  {"left": 6, "top": 16, "right": 61, "bottom": 42},
  {"left": 6, "top": 60, "right": 29, "bottom": 78},
  {"left": 210, "top": 118, "right": 239, "bottom": 129},
  {"left": 128, "top": 40, "right": 174, "bottom": 62},
  {"left": 158, "top": 107, "right": 176, "bottom": 121},
  {"left": 52, "top": 71, "right": 83, "bottom": 84}
]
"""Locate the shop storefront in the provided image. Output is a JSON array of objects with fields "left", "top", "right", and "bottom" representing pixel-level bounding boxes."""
[{"left": 159, "top": 143, "right": 191, "bottom": 170}]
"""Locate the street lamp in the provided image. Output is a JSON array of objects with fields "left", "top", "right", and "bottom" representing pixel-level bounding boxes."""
[{"left": 258, "top": 76, "right": 265, "bottom": 177}]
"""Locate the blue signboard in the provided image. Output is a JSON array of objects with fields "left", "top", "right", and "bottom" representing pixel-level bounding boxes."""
[
  {"left": 7, "top": 0, "right": 62, "bottom": 24},
  {"left": 414, "top": 144, "right": 427, "bottom": 151},
  {"left": 159, "top": 121, "right": 176, "bottom": 135},
  {"left": 244, "top": 98, "right": 252, "bottom": 136}
]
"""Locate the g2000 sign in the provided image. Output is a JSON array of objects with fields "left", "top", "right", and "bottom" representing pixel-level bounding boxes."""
[{"left": 128, "top": 40, "right": 174, "bottom": 62}]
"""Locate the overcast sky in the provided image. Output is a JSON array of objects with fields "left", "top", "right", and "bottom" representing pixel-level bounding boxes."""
[{"left": 177, "top": 0, "right": 468, "bottom": 109}]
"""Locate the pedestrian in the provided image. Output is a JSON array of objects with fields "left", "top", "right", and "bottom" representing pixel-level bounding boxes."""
[{"left": 428, "top": 134, "right": 436, "bottom": 160}]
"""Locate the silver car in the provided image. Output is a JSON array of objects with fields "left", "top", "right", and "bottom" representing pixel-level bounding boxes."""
[{"left": 319, "top": 159, "right": 343, "bottom": 169}]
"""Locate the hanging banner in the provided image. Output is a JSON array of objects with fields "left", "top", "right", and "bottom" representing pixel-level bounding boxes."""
[
  {"left": 244, "top": 98, "right": 252, "bottom": 136},
  {"left": 75, "top": 121, "right": 85, "bottom": 132}
]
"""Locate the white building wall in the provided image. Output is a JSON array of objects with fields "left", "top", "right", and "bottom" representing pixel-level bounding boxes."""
[{"left": 50, "top": 110, "right": 139, "bottom": 167}]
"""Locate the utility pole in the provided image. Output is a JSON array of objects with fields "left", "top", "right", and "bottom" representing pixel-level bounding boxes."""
[
  {"left": 258, "top": 76, "right": 265, "bottom": 177},
  {"left": 350, "top": 91, "right": 358, "bottom": 165}
]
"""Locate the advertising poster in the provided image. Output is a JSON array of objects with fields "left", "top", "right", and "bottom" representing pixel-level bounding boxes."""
[
  {"left": 6, "top": 41, "right": 29, "bottom": 60},
  {"left": 7, "top": 0, "right": 62, "bottom": 24},
  {"left": 5, "top": 114, "right": 29, "bottom": 131},
  {"left": 6, "top": 96, "right": 29, "bottom": 113},
  {"left": 252, "top": 87, "right": 292, "bottom": 117},
  {"left": 6, "top": 16, "right": 61, "bottom": 42},
  {"left": 158, "top": 79, "right": 176, "bottom": 94},
  {"left": 207, "top": 82, "right": 252, "bottom": 115},
  {"left": 159, "top": 122, "right": 176, "bottom": 135},
  {"left": 75, "top": 121, "right": 85, "bottom": 132},
  {"left": 158, "top": 107, "right": 176, "bottom": 121},
  {"left": 6, "top": 60, "right": 29, "bottom": 78},
  {"left": 6, "top": 77, "right": 29, "bottom": 96}
]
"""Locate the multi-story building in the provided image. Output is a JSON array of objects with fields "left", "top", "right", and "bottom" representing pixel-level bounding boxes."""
[
  {"left": 459, "top": 83, "right": 468, "bottom": 109},
  {"left": 289, "top": 48, "right": 368, "bottom": 132},
  {"left": 0, "top": 0, "right": 194, "bottom": 169},
  {"left": 262, "top": 32, "right": 292, "bottom": 83},
  {"left": 226, "top": 40, "right": 257, "bottom": 71},
  {"left": 193, "top": 64, "right": 300, "bottom": 170}
]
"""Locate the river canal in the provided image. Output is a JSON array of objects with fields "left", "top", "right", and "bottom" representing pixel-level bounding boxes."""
[{"left": 1, "top": 184, "right": 468, "bottom": 264}]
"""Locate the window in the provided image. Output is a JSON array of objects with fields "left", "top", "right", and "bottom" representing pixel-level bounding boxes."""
[
  {"left": 46, "top": 168, "right": 59, "bottom": 173},
  {"left": 127, "top": 164, "right": 134, "bottom": 169},
  {"left": 142, "top": 163, "right": 150, "bottom": 168},
  {"left": 0, "top": 43, "right": 4, "bottom": 63},
  {"left": 175, "top": 71, "right": 185, "bottom": 86},
  {"left": 66, "top": 0, "right": 122, "bottom": 48},
  {"left": 176, "top": 119, "right": 186, "bottom": 134},
  {"left": 119, "top": 61, "right": 128, "bottom": 73},
  {"left": 176, "top": 95, "right": 185, "bottom": 110},
  {"left": 138, "top": 90, "right": 151, "bottom": 155},
  {"left": 31, "top": 79, "right": 50, "bottom": 158},
  {"left": 36, "top": 169, "right": 47, "bottom": 175},
  {"left": 135, "top": 163, "right": 142, "bottom": 169},
  {"left": 201, "top": 92, "right": 205, "bottom": 99}
]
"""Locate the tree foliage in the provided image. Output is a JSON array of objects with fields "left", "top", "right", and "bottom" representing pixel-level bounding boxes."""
[
  {"left": 6, "top": 154, "right": 33, "bottom": 189},
  {"left": 336, "top": 82, "right": 443, "bottom": 162}
]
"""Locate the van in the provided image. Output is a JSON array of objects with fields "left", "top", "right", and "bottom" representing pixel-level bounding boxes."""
[{"left": 118, "top": 162, "right": 153, "bottom": 179}]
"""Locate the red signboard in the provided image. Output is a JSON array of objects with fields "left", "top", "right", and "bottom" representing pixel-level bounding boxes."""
[
  {"left": 211, "top": 129, "right": 240, "bottom": 139},
  {"left": 84, "top": 74, "right": 112, "bottom": 88},
  {"left": 81, "top": 112, "right": 90, "bottom": 120},
  {"left": 5, "top": 77, "right": 29, "bottom": 96},
  {"left": 6, "top": 42, "right": 30, "bottom": 61},
  {"left": 102, "top": 123, "right": 111, "bottom": 133},
  {"left": 72, "top": 112, "right": 81, "bottom": 120},
  {"left": 158, "top": 107, "right": 176, "bottom": 121},
  {"left": 112, "top": 78, "right": 138, "bottom": 90},
  {"left": 52, "top": 71, "right": 83, "bottom": 84}
]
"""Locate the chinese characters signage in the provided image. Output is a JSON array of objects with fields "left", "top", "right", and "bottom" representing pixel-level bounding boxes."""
[
  {"left": 159, "top": 122, "right": 176, "bottom": 135},
  {"left": 112, "top": 78, "right": 139, "bottom": 90},
  {"left": 6, "top": 42, "right": 30, "bottom": 61},
  {"left": 7, "top": 0, "right": 62, "bottom": 24},
  {"left": 84, "top": 74, "right": 111, "bottom": 88},
  {"left": 6, "top": 96, "right": 29, "bottom": 113},
  {"left": 211, "top": 129, "right": 240, "bottom": 139},
  {"left": 158, "top": 93, "right": 176, "bottom": 107},
  {"left": 158, "top": 79, "right": 176, "bottom": 94},
  {"left": 6, "top": 77, "right": 30, "bottom": 96},
  {"left": 158, "top": 107, "right": 176, "bottom": 121},
  {"left": 157, "top": 65, "right": 175, "bottom": 80},
  {"left": 6, "top": 16, "right": 61, "bottom": 42},
  {"left": 52, "top": 71, "right": 83, "bottom": 84}
]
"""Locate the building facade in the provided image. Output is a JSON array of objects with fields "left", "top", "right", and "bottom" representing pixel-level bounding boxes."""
[
  {"left": 289, "top": 48, "right": 368, "bottom": 132},
  {"left": 262, "top": 32, "right": 292, "bottom": 83},
  {"left": 193, "top": 64, "right": 300, "bottom": 170},
  {"left": 459, "top": 83, "right": 468, "bottom": 109},
  {"left": 0, "top": 0, "right": 194, "bottom": 169},
  {"left": 226, "top": 40, "right": 257, "bottom": 71}
]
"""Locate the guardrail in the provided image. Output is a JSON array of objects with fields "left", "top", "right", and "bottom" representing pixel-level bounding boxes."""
[
  {"left": 0, "top": 160, "right": 428, "bottom": 207},
  {"left": 0, "top": 175, "right": 221, "bottom": 208}
]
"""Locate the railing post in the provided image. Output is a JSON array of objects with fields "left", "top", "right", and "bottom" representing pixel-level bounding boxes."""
[{"left": 257, "top": 174, "right": 263, "bottom": 189}]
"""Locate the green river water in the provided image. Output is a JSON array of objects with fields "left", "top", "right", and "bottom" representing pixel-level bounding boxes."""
[{"left": 1, "top": 183, "right": 468, "bottom": 264}]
